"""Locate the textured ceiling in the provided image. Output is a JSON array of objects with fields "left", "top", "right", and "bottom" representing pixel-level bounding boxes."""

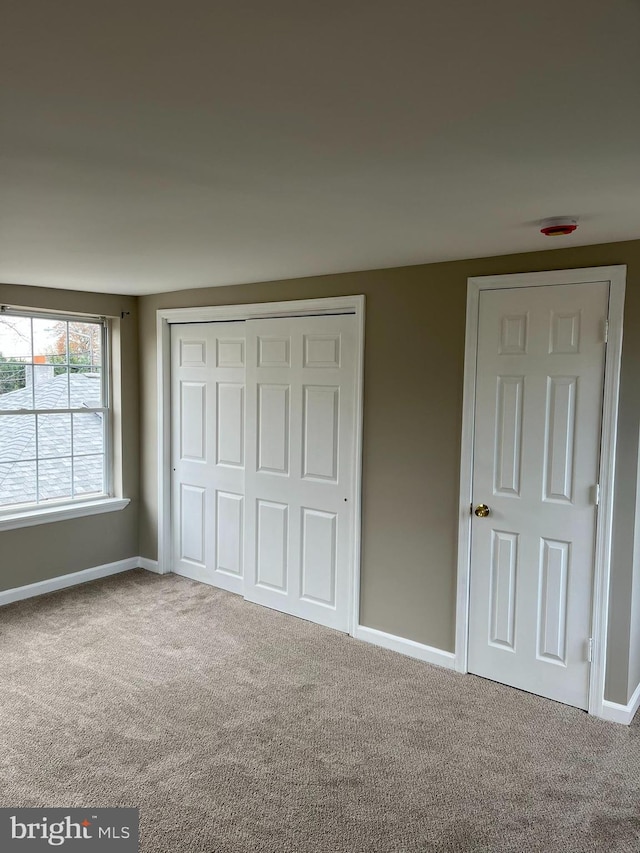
[{"left": 1, "top": 0, "right": 639, "bottom": 295}]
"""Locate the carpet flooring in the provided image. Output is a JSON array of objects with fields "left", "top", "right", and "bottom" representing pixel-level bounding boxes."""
[{"left": 1, "top": 570, "right": 639, "bottom": 852}]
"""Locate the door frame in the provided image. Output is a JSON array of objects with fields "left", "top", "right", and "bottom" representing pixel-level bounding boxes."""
[
  {"left": 455, "top": 266, "right": 626, "bottom": 719},
  {"left": 156, "top": 294, "right": 366, "bottom": 635}
]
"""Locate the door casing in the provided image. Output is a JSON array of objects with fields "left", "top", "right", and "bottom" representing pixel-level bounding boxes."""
[
  {"left": 157, "top": 295, "right": 365, "bottom": 636},
  {"left": 456, "top": 266, "right": 626, "bottom": 720}
]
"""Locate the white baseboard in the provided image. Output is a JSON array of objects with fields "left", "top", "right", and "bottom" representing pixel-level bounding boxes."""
[
  {"left": 0, "top": 556, "right": 166, "bottom": 608},
  {"left": 601, "top": 680, "right": 640, "bottom": 725},
  {"left": 138, "top": 557, "right": 161, "bottom": 574},
  {"left": 0, "top": 557, "right": 140, "bottom": 607},
  {"left": 353, "top": 624, "right": 456, "bottom": 671}
]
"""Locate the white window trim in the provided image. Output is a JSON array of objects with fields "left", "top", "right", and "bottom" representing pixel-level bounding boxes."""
[
  {"left": 0, "top": 497, "right": 130, "bottom": 532},
  {"left": 0, "top": 309, "right": 123, "bottom": 524}
]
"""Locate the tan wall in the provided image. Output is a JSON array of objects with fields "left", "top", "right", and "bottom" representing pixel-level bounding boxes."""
[
  {"left": 0, "top": 284, "right": 139, "bottom": 587},
  {"left": 3, "top": 243, "right": 637, "bottom": 705},
  {"left": 138, "top": 240, "right": 640, "bottom": 706}
]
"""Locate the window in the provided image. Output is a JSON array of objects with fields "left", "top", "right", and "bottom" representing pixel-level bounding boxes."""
[{"left": 0, "top": 310, "right": 110, "bottom": 512}]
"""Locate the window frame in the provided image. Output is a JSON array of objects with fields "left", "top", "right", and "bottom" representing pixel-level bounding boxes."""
[{"left": 0, "top": 307, "right": 127, "bottom": 527}]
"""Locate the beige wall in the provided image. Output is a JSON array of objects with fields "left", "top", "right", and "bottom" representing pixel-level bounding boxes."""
[
  {"left": 137, "top": 239, "right": 640, "bottom": 706},
  {"left": 0, "top": 284, "right": 140, "bottom": 587},
  {"left": 2, "top": 242, "right": 637, "bottom": 705}
]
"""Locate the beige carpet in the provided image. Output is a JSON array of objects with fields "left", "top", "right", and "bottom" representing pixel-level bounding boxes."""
[{"left": 1, "top": 570, "right": 639, "bottom": 852}]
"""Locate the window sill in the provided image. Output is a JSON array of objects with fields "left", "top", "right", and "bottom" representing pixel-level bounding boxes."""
[{"left": 0, "top": 498, "right": 130, "bottom": 532}]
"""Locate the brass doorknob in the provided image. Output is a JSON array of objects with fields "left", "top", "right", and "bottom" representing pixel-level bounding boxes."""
[{"left": 474, "top": 504, "right": 490, "bottom": 518}]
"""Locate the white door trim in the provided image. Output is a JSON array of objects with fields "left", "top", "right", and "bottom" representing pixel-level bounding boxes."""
[
  {"left": 156, "top": 295, "right": 366, "bottom": 636},
  {"left": 455, "top": 266, "right": 626, "bottom": 720}
]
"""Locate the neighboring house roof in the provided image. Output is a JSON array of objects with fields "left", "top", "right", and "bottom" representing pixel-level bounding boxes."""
[{"left": 0, "top": 373, "right": 104, "bottom": 506}]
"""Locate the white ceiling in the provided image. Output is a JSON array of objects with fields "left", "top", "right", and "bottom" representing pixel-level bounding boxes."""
[{"left": 1, "top": 0, "right": 639, "bottom": 296}]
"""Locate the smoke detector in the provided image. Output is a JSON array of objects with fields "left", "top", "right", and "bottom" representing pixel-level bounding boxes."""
[{"left": 540, "top": 217, "right": 578, "bottom": 237}]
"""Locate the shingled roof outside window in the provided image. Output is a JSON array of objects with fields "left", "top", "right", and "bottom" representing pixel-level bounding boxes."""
[{"left": 0, "top": 313, "right": 108, "bottom": 511}]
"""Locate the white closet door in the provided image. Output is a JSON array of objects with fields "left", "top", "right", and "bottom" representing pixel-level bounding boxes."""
[
  {"left": 244, "top": 315, "right": 357, "bottom": 631},
  {"left": 171, "top": 322, "right": 246, "bottom": 593},
  {"left": 468, "top": 282, "right": 608, "bottom": 709}
]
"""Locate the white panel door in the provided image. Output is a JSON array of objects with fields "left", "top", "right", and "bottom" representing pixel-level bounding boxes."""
[
  {"left": 468, "top": 282, "right": 609, "bottom": 709},
  {"left": 171, "top": 322, "right": 246, "bottom": 594},
  {"left": 244, "top": 315, "right": 356, "bottom": 632}
]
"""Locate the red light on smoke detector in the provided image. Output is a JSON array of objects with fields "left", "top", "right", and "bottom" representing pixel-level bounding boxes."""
[
  {"left": 541, "top": 224, "right": 577, "bottom": 236},
  {"left": 540, "top": 217, "right": 578, "bottom": 237}
]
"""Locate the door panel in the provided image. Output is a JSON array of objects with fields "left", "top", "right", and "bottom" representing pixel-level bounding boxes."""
[
  {"left": 256, "top": 499, "right": 289, "bottom": 591},
  {"left": 537, "top": 538, "right": 569, "bottom": 664},
  {"left": 488, "top": 529, "right": 518, "bottom": 650},
  {"left": 468, "top": 282, "right": 608, "bottom": 709},
  {"left": 215, "top": 490, "right": 244, "bottom": 578},
  {"left": 244, "top": 315, "right": 356, "bottom": 632},
  {"left": 216, "top": 382, "right": 244, "bottom": 467},
  {"left": 179, "top": 483, "right": 206, "bottom": 566},
  {"left": 300, "top": 508, "right": 337, "bottom": 606},
  {"left": 303, "top": 386, "right": 339, "bottom": 481},
  {"left": 180, "top": 382, "right": 206, "bottom": 461},
  {"left": 171, "top": 322, "right": 246, "bottom": 594},
  {"left": 494, "top": 376, "right": 523, "bottom": 496},
  {"left": 543, "top": 377, "right": 577, "bottom": 502},
  {"left": 258, "top": 336, "right": 290, "bottom": 367},
  {"left": 257, "top": 384, "right": 290, "bottom": 474}
]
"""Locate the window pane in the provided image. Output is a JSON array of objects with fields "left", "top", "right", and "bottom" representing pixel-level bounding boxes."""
[
  {"left": 37, "top": 413, "right": 72, "bottom": 459},
  {"left": 0, "top": 414, "right": 36, "bottom": 463},
  {"left": 34, "top": 367, "right": 70, "bottom": 410},
  {"left": 70, "top": 369, "right": 102, "bottom": 408},
  {"left": 73, "top": 454, "right": 104, "bottom": 496},
  {"left": 32, "top": 318, "right": 67, "bottom": 364},
  {"left": 0, "top": 460, "right": 37, "bottom": 506},
  {"left": 72, "top": 411, "right": 104, "bottom": 456},
  {"left": 38, "top": 457, "right": 73, "bottom": 502},
  {"left": 69, "top": 322, "right": 102, "bottom": 371},
  {"left": 0, "top": 362, "right": 30, "bottom": 400},
  {"left": 0, "top": 316, "right": 32, "bottom": 362}
]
